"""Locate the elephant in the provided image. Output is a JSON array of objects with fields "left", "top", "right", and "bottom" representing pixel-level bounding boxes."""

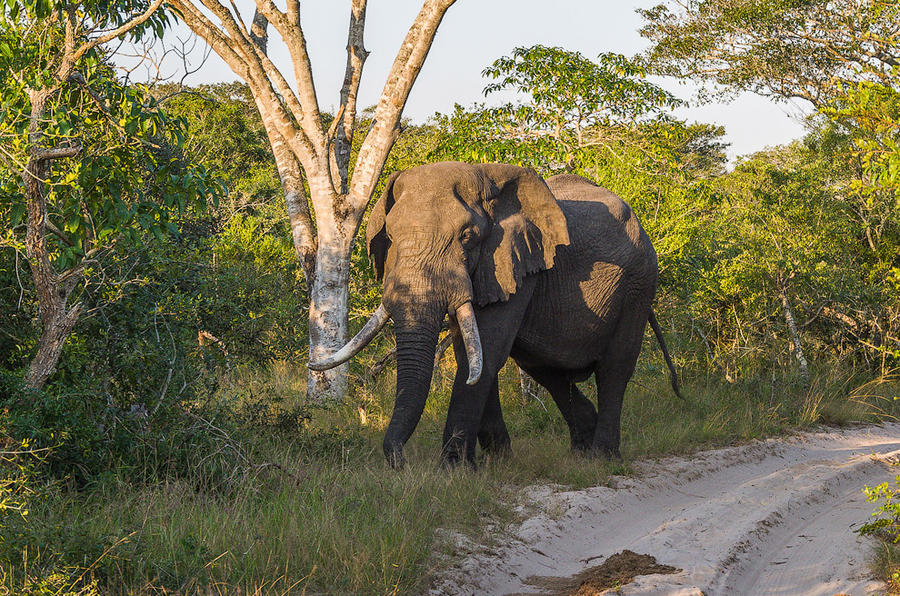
[{"left": 309, "top": 161, "right": 681, "bottom": 468}]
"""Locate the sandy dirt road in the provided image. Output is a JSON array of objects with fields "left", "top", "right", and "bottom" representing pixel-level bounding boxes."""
[{"left": 429, "top": 423, "right": 900, "bottom": 596}]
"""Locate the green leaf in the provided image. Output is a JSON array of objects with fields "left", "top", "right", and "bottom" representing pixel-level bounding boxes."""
[
  {"left": 65, "top": 214, "right": 81, "bottom": 233},
  {"left": 8, "top": 202, "right": 25, "bottom": 226}
]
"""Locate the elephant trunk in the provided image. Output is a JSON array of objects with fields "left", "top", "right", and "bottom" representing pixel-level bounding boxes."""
[{"left": 383, "top": 321, "right": 441, "bottom": 468}]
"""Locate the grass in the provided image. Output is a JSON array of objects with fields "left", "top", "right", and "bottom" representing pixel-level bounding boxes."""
[
  {"left": 872, "top": 540, "right": 900, "bottom": 594},
  {"left": 2, "top": 355, "right": 898, "bottom": 595}
]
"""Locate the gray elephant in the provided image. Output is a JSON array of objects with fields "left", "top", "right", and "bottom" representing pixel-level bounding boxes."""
[{"left": 310, "top": 162, "right": 680, "bottom": 467}]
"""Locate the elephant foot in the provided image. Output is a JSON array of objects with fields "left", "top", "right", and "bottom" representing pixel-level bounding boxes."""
[
  {"left": 440, "top": 452, "right": 477, "bottom": 471},
  {"left": 577, "top": 437, "right": 621, "bottom": 460},
  {"left": 587, "top": 445, "right": 622, "bottom": 461},
  {"left": 570, "top": 441, "right": 593, "bottom": 456},
  {"left": 440, "top": 436, "right": 478, "bottom": 470},
  {"left": 383, "top": 442, "right": 406, "bottom": 470},
  {"left": 569, "top": 431, "right": 595, "bottom": 454},
  {"left": 478, "top": 429, "right": 511, "bottom": 457}
]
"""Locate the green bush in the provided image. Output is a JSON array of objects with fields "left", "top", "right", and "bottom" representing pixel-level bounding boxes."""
[
  {"left": 858, "top": 473, "right": 900, "bottom": 590},
  {"left": 0, "top": 382, "right": 252, "bottom": 492},
  {"left": 859, "top": 474, "right": 900, "bottom": 543}
]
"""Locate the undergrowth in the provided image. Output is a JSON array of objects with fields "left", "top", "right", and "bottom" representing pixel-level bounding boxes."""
[{"left": 1, "top": 357, "right": 897, "bottom": 595}]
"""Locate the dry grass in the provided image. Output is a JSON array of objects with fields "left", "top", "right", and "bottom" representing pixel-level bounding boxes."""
[
  {"left": 872, "top": 540, "right": 900, "bottom": 594},
  {"left": 2, "top": 360, "right": 897, "bottom": 595}
]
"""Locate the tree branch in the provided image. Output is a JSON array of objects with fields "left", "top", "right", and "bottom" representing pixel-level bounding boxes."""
[
  {"left": 331, "top": 0, "right": 368, "bottom": 194},
  {"left": 348, "top": 0, "right": 456, "bottom": 218},
  {"left": 242, "top": 7, "right": 317, "bottom": 281},
  {"left": 74, "top": 0, "right": 166, "bottom": 61},
  {"left": 44, "top": 221, "right": 76, "bottom": 247},
  {"left": 0, "top": 146, "right": 26, "bottom": 179},
  {"left": 30, "top": 145, "right": 81, "bottom": 160},
  {"left": 253, "top": 0, "right": 326, "bottom": 152}
]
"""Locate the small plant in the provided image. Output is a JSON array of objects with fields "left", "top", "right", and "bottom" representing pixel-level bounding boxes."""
[
  {"left": 0, "top": 439, "right": 41, "bottom": 528},
  {"left": 858, "top": 474, "right": 900, "bottom": 543},
  {"left": 858, "top": 471, "right": 900, "bottom": 590}
]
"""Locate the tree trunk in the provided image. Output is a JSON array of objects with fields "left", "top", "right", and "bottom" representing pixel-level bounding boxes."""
[
  {"left": 779, "top": 282, "right": 809, "bottom": 385},
  {"left": 307, "top": 229, "right": 354, "bottom": 400},
  {"left": 22, "top": 89, "right": 84, "bottom": 390},
  {"left": 22, "top": 156, "right": 84, "bottom": 390},
  {"left": 25, "top": 304, "right": 82, "bottom": 389}
]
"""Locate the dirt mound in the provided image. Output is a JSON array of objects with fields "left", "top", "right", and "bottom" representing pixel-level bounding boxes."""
[{"left": 524, "top": 550, "right": 680, "bottom": 595}]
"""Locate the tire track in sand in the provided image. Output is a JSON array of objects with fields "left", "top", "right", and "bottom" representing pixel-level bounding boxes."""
[{"left": 428, "top": 423, "right": 900, "bottom": 596}]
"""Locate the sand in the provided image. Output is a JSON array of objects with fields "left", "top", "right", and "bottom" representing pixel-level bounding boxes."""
[{"left": 428, "top": 423, "right": 900, "bottom": 596}]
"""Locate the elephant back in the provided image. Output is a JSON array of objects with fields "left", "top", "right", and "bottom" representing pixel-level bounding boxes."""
[
  {"left": 545, "top": 174, "right": 601, "bottom": 201},
  {"left": 546, "top": 175, "right": 652, "bottom": 262}
]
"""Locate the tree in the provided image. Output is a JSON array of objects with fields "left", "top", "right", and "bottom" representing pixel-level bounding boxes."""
[
  {"left": 823, "top": 82, "right": 900, "bottom": 253},
  {"left": 0, "top": 0, "right": 217, "bottom": 389},
  {"left": 640, "top": 0, "right": 900, "bottom": 265},
  {"left": 639, "top": 0, "right": 900, "bottom": 108},
  {"left": 166, "top": 0, "right": 458, "bottom": 400},
  {"left": 439, "top": 45, "right": 681, "bottom": 172},
  {"left": 712, "top": 146, "right": 843, "bottom": 381}
]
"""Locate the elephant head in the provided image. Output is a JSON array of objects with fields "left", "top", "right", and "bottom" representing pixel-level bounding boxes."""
[{"left": 309, "top": 162, "right": 569, "bottom": 465}]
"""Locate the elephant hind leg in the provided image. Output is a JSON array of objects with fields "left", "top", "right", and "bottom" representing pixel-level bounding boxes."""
[
  {"left": 520, "top": 365, "right": 597, "bottom": 452},
  {"left": 591, "top": 307, "right": 650, "bottom": 458},
  {"left": 477, "top": 375, "right": 511, "bottom": 456}
]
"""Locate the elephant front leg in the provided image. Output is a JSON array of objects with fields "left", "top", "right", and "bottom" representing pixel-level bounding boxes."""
[
  {"left": 442, "top": 367, "right": 492, "bottom": 468},
  {"left": 442, "top": 282, "right": 533, "bottom": 468}
]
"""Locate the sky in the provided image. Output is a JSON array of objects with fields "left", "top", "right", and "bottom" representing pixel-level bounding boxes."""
[{"left": 148, "top": 0, "right": 814, "bottom": 162}]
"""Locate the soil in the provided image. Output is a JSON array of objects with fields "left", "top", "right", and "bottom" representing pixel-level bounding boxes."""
[
  {"left": 428, "top": 423, "right": 900, "bottom": 596},
  {"left": 521, "top": 550, "right": 680, "bottom": 595}
]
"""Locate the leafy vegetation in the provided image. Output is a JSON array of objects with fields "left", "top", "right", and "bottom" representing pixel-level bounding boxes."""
[
  {"left": 2, "top": 361, "right": 895, "bottom": 595},
  {"left": 0, "top": 0, "right": 219, "bottom": 389},
  {"left": 859, "top": 469, "right": 900, "bottom": 590},
  {"left": 639, "top": 0, "right": 899, "bottom": 107},
  {"left": 0, "top": 4, "right": 899, "bottom": 594},
  {"left": 860, "top": 473, "right": 900, "bottom": 543}
]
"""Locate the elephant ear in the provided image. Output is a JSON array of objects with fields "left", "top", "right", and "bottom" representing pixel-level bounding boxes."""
[
  {"left": 366, "top": 171, "right": 401, "bottom": 281},
  {"left": 473, "top": 164, "right": 570, "bottom": 305}
]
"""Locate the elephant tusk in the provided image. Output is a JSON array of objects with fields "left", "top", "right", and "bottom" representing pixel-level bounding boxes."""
[
  {"left": 308, "top": 304, "right": 390, "bottom": 371},
  {"left": 454, "top": 301, "right": 483, "bottom": 385}
]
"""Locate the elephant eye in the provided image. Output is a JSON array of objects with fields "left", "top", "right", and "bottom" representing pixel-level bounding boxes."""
[{"left": 460, "top": 227, "right": 478, "bottom": 246}]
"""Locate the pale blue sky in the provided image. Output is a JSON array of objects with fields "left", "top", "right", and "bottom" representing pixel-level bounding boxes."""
[{"left": 163, "top": 0, "right": 812, "bottom": 161}]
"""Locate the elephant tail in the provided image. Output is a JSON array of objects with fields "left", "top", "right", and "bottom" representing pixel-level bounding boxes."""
[{"left": 649, "top": 309, "right": 684, "bottom": 400}]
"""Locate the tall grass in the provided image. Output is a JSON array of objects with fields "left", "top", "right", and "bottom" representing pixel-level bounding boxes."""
[
  {"left": 2, "top": 356, "right": 897, "bottom": 595},
  {"left": 872, "top": 540, "right": 900, "bottom": 593}
]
